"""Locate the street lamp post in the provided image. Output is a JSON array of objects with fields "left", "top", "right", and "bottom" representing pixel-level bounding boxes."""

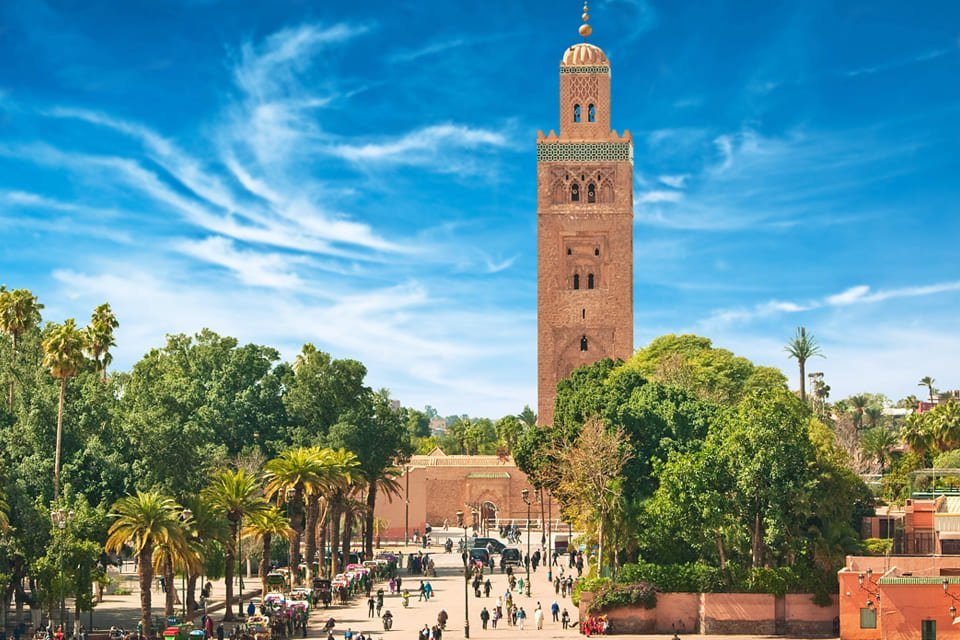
[
  {"left": 521, "top": 489, "right": 531, "bottom": 597},
  {"left": 51, "top": 508, "right": 74, "bottom": 633},
  {"left": 546, "top": 493, "right": 552, "bottom": 582},
  {"left": 456, "top": 511, "right": 470, "bottom": 638},
  {"left": 180, "top": 509, "right": 192, "bottom": 620}
]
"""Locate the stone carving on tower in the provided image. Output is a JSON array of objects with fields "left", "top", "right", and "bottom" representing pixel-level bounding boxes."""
[{"left": 537, "top": 3, "right": 634, "bottom": 425}]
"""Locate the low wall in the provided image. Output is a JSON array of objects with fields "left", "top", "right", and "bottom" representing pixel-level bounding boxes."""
[
  {"left": 579, "top": 591, "right": 838, "bottom": 636},
  {"left": 655, "top": 592, "right": 699, "bottom": 634},
  {"left": 703, "top": 593, "right": 776, "bottom": 635}
]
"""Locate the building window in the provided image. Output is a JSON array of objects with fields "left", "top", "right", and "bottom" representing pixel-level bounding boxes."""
[
  {"left": 859, "top": 609, "right": 877, "bottom": 629},
  {"left": 922, "top": 619, "right": 936, "bottom": 640},
  {"left": 594, "top": 248, "right": 600, "bottom": 256},
  {"left": 587, "top": 273, "right": 595, "bottom": 289},
  {"left": 573, "top": 274, "right": 580, "bottom": 290},
  {"left": 581, "top": 309, "right": 585, "bottom": 319},
  {"left": 588, "top": 104, "right": 596, "bottom": 122},
  {"left": 571, "top": 183, "right": 580, "bottom": 202},
  {"left": 573, "top": 104, "right": 581, "bottom": 123},
  {"left": 587, "top": 183, "right": 596, "bottom": 203},
  {"left": 567, "top": 248, "right": 572, "bottom": 255},
  {"left": 580, "top": 335, "right": 588, "bottom": 352}
]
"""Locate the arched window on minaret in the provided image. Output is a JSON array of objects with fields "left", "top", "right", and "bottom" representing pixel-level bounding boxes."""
[
  {"left": 573, "top": 104, "right": 581, "bottom": 123},
  {"left": 571, "top": 183, "right": 580, "bottom": 202},
  {"left": 573, "top": 274, "right": 580, "bottom": 290},
  {"left": 588, "top": 104, "right": 596, "bottom": 122},
  {"left": 588, "top": 273, "right": 595, "bottom": 289},
  {"left": 580, "top": 335, "right": 588, "bottom": 352},
  {"left": 587, "top": 183, "right": 596, "bottom": 203}
]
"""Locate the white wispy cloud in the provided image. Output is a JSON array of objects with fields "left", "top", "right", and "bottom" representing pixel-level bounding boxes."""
[
  {"left": 175, "top": 236, "right": 306, "bottom": 289},
  {"left": 330, "top": 124, "right": 511, "bottom": 166},
  {"left": 703, "top": 280, "right": 960, "bottom": 328},
  {"left": 842, "top": 48, "right": 952, "bottom": 78},
  {"left": 658, "top": 174, "right": 689, "bottom": 188},
  {"left": 636, "top": 189, "right": 683, "bottom": 204}
]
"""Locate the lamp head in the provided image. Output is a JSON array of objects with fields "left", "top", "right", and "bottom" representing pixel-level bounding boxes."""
[
  {"left": 951, "top": 605, "right": 957, "bottom": 619},
  {"left": 858, "top": 573, "right": 865, "bottom": 586},
  {"left": 521, "top": 488, "right": 529, "bottom": 502},
  {"left": 946, "top": 578, "right": 951, "bottom": 593},
  {"left": 866, "top": 567, "right": 873, "bottom": 578},
  {"left": 456, "top": 511, "right": 464, "bottom": 527}
]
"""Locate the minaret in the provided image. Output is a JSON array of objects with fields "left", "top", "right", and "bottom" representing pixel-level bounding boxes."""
[{"left": 536, "top": 3, "right": 634, "bottom": 426}]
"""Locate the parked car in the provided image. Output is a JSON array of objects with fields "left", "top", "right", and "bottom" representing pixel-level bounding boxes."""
[
  {"left": 470, "top": 537, "right": 506, "bottom": 554},
  {"left": 500, "top": 547, "right": 522, "bottom": 567},
  {"left": 468, "top": 547, "right": 490, "bottom": 565}
]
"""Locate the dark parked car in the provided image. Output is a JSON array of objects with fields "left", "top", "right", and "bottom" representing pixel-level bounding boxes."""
[
  {"left": 470, "top": 537, "right": 506, "bottom": 554},
  {"left": 500, "top": 547, "right": 522, "bottom": 567},
  {"left": 468, "top": 547, "right": 490, "bottom": 565}
]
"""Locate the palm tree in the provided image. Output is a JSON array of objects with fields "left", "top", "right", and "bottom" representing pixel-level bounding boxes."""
[
  {"left": 304, "top": 448, "right": 358, "bottom": 581},
  {"left": 42, "top": 319, "right": 87, "bottom": 499},
  {"left": 784, "top": 326, "right": 824, "bottom": 403},
  {"left": 860, "top": 427, "right": 898, "bottom": 473},
  {"left": 84, "top": 303, "right": 119, "bottom": 382},
  {"left": 933, "top": 401, "right": 960, "bottom": 452},
  {"left": 919, "top": 376, "right": 937, "bottom": 402},
  {"left": 203, "top": 469, "right": 268, "bottom": 620},
  {"left": 105, "top": 492, "right": 185, "bottom": 635},
  {"left": 0, "top": 287, "right": 44, "bottom": 409},
  {"left": 243, "top": 507, "right": 295, "bottom": 597},
  {"left": 180, "top": 495, "right": 229, "bottom": 613},
  {"left": 849, "top": 395, "right": 869, "bottom": 431},
  {"left": 363, "top": 465, "right": 400, "bottom": 558},
  {"left": 865, "top": 406, "right": 884, "bottom": 430},
  {"left": 901, "top": 413, "right": 933, "bottom": 460},
  {"left": 151, "top": 511, "right": 198, "bottom": 618},
  {"left": 263, "top": 448, "right": 325, "bottom": 581}
]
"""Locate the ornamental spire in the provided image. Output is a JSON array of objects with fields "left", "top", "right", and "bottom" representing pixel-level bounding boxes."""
[{"left": 579, "top": 1, "right": 592, "bottom": 39}]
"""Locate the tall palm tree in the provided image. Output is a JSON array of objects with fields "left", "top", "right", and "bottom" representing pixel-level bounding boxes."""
[
  {"left": 865, "top": 406, "right": 884, "bottom": 430},
  {"left": 203, "top": 469, "right": 268, "bottom": 620},
  {"left": 860, "top": 427, "right": 898, "bottom": 474},
  {"left": 105, "top": 492, "right": 185, "bottom": 635},
  {"left": 263, "top": 448, "right": 325, "bottom": 582},
  {"left": 933, "top": 401, "right": 960, "bottom": 452},
  {"left": 784, "top": 327, "right": 824, "bottom": 403},
  {"left": 84, "top": 303, "right": 119, "bottom": 382},
  {"left": 849, "top": 395, "right": 869, "bottom": 431},
  {"left": 42, "top": 319, "right": 87, "bottom": 499},
  {"left": 180, "top": 495, "right": 229, "bottom": 613},
  {"left": 304, "top": 448, "right": 358, "bottom": 581},
  {"left": 243, "top": 507, "right": 295, "bottom": 597},
  {"left": 0, "top": 287, "right": 44, "bottom": 409},
  {"left": 919, "top": 376, "right": 937, "bottom": 402},
  {"left": 901, "top": 413, "right": 933, "bottom": 460},
  {"left": 151, "top": 511, "right": 198, "bottom": 618},
  {"left": 363, "top": 466, "right": 400, "bottom": 558}
]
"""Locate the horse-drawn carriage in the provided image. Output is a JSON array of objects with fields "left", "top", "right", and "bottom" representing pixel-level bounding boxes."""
[{"left": 244, "top": 615, "right": 271, "bottom": 640}]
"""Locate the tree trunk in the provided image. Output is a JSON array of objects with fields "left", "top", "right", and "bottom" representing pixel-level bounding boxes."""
[
  {"left": 223, "top": 521, "right": 237, "bottom": 621},
  {"left": 365, "top": 481, "right": 377, "bottom": 559},
  {"left": 288, "top": 491, "right": 303, "bottom": 581},
  {"left": 186, "top": 573, "right": 198, "bottom": 615},
  {"left": 259, "top": 533, "right": 272, "bottom": 597},
  {"left": 54, "top": 377, "right": 66, "bottom": 500},
  {"left": 138, "top": 546, "right": 154, "bottom": 636},
  {"left": 597, "top": 515, "right": 604, "bottom": 579},
  {"left": 799, "top": 360, "right": 806, "bottom": 403},
  {"left": 163, "top": 557, "right": 175, "bottom": 618},
  {"left": 752, "top": 511, "right": 763, "bottom": 569},
  {"left": 341, "top": 511, "right": 353, "bottom": 565},
  {"left": 714, "top": 530, "right": 728, "bottom": 577},
  {"left": 329, "top": 504, "right": 341, "bottom": 577},
  {"left": 318, "top": 511, "right": 328, "bottom": 578},
  {"left": 304, "top": 496, "right": 318, "bottom": 583}
]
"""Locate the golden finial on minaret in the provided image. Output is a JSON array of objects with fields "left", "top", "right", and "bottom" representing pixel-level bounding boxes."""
[{"left": 579, "top": 1, "right": 592, "bottom": 38}]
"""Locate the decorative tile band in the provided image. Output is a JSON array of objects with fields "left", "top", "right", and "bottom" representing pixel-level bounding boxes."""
[
  {"left": 560, "top": 66, "right": 611, "bottom": 75},
  {"left": 537, "top": 141, "right": 632, "bottom": 163}
]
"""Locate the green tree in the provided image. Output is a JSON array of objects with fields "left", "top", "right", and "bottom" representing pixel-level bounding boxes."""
[
  {"left": 203, "top": 469, "right": 268, "bottom": 620},
  {"left": 42, "top": 319, "right": 87, "bottom": 499},
  {"left": 784, "top": 327, "right": 824, "bottom": 403},
  {"left": 243, "top": 507, "right": 294, "bottom": 596},
  {"left": 0, "top": 287, "right": 44, "bottom": 410},
  {"left": 495, "top": 415, "right": 525, "bottom": 455},
  {"left": 329, "top": 390, "right": 410, "bottom": 557},
  {"left": 860, "top": 427, "right": 897, "bottom": 473},
  {"left": 901, "top": 412, "right": 933, "bottom": 460},
  {"left": 84, "top": 303, "right": 119, "bottom": 381},
  {"left": 263, "top": 447, "right": 327, "bottom": 577},
  {"left": 517, "top": 405, "right": 537, "bottom": 428},
  {"left": 848, "top": 395, "right": 869, "bottom": 432},
  {"left": 105, "top": 491, "right": 185, "bottom": 634},
  {"left": 919, "top": 376, "right": 937, "bottom": 402},
  {"left": 284, "top": 344, "right": 368, "bottom": 443}
]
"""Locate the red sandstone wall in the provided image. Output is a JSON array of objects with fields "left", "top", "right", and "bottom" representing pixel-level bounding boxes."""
[
  {"left": 702, "top": 593, "right": 776, "bottom": 635},
  {"left": 655, "top": 592, "right": 699, "bottom": 634}
]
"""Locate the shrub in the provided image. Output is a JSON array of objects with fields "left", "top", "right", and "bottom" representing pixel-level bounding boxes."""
[
  {"left": 862, "top": 538, "right": 893, "bottom": 556},
  {"left": 588, "top": 581, "right": 658, "bottom": 613},
  {"left": 572, "top": 577, "right": 609, "bottom": 606},
  {"left": 618, "top": 561, "right": 724, "bottom": 592}
]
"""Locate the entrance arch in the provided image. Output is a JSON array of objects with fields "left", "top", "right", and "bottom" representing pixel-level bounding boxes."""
[{"left": 482, "top": 501, "right": 498, "bottom": 534}]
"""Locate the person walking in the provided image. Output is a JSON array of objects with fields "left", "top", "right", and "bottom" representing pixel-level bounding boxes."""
[
  {"left": 551, "top": 601, "right": 560, "bottom": 623},
  {"left": 480, "top": 608, "right": 490, "bottom": 630},
  {"left": 561, "top": 609, "right": 570, "bottom": 630},
  {"left": 483, "top": 578, "right": 492, "bottom": 598},
  {"left": 534, "top": 604, "right": 544, "bottom": 630},
  {"left": 368, "top": 596, "right": 376, "bottom": 617},
  {"left": 491, "top": 607, "right": 500, "bottom": 629},
  {"left": 517, "top": 607, "right": 527, "bottom": 630}
]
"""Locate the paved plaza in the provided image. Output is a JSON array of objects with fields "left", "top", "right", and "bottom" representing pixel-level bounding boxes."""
[{"left": 80, "top": 532, "right": 831, "bottom": 640}]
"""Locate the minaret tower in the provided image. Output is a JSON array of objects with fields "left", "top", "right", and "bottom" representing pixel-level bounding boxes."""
[{"left": 536, "top": 3, "right": 634, "bottom": 425}]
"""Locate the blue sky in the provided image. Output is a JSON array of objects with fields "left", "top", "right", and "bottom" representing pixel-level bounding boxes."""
[{"left": 1, "top": 0, "right": 958, "bottom": 417}]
